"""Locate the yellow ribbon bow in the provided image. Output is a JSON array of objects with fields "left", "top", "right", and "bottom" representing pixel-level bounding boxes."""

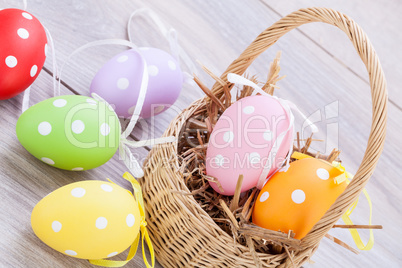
[
  {"left": 291, "top": 152, "right": 375, "bottom": 250},
  {"left": 89, "top": 172, "right": 155, "bottom": 267}
]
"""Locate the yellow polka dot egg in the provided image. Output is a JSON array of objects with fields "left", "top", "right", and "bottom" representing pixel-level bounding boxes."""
[
  {"left": 16, "top": 95, "right": 120, "bottom": 171},
  {"left": 31, "top": 180, "right": 141, "bottom": 260}
]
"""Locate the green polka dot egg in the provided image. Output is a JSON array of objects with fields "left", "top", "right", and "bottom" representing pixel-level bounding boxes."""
[
  {"left": 31, "top": 180, "right": 141, "bottom": 259},
  {"left": 16, "top": 95, "right": 120, "bottom": 171}
]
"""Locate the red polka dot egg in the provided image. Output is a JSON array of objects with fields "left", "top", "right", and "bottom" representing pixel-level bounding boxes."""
[
  {"left": 0, "top": 8, "right": 47, "bottom": 99},
  {"left": 205, "top": 95, "right": 293, "bottom": 195},
  {"left": 31, "top": 180, "right": 141, "bottom": 259},
  {"left": 252, "top": 158, "right": 347, "bottom": 239},
  {"left": 90, "top": 47, "right": 183, "bottom": 118}
]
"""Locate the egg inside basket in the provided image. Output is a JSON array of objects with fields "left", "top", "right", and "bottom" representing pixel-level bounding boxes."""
[{"left": 176, "top": 52, "right": 344, "bottom": 261}]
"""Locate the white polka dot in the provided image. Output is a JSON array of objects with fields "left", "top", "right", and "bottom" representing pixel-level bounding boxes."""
[
  {"left": 214, "top": 155, "right": 225, "bottom": 167},
  {"left": 44, "top": 44, "right": 48, "bottom": 56},
  {"left": 117, "top": 55, "right": 128, "bottom": 62},
  {"left": 291, "top": 189, "right": 306, "bottom": 204},
  {"left": 96, "top": 217, "right": 108, "bottom": 229},
  {"left": 263, "top": 130, "right": 273, "bottom": 141},
  {"left": 53, "top": 99, "right": 67, "bottom": 107},
  {"left": 126, "top": 214, "right": 135, "bottom": 227},
  {"left": 168, "top": 60, "right": 176, "bottom": 70},
  {"left": 128, "top": 105, "right": 136, "bottom": 115},
  {"left": 100, "top": 123, "right": 110, "bottom": 136},
  {"left": 117, "top": 78, "right": 129, "bottom": 90},
  {"left": 243, "top": 106, "right": 255, "bottom": 114},
  {"left": 17, "top": 28, "right": 29, "bottom": 39},
  {"left": 52, "top": 221, "right": 62, "bottom": 232},
  {"left": 154, "top": 105, "right": 165, "bottom": 114},
  {"left": 22, "top": 12, "right": 33, "bottom": 20},
  {"left": 260, "top": 191, "right": 269, "bottom": 202},
  {"left": 5, "top": 56, "right": 17, "bottom": 68},
  {"left": 72, "top": 120, "right": 85, "bottom": 134},
  {"left": 223, "top": 131, "right": 234, "bottom": 143},
  {"left": 71, "top": 188, "right": 86, "bottom": 198},
  {"left": 65, "top": 250, "right": 77, "bottom": 256},
  {"left": 30, "top": 65, "right": 38, "bottom": 77},
  {"left": 101, "top": 184, "right": 113, "bottom": 192},
  {"left": 38, "top": 122, "right": 52, "bottom": 136},
  {"left": 249, "top": 152, "right": 260, "bottom": 164},
  {"left": 107, "top": 252, "right": 118, "bottom": 258},
  {"left": 41, "top": 157, "right": 55, "bottom": 165},
  {"left": 71, "top": 167, "right": 83, "bottom": 171},
  {"left": 148, "top": 65, "right": 159, "bottom": 76},
  {"left": 86, "top": 99, "right": 97, "bottom": 105},
  {"left": 317, "top": 168, "right": 330, "bottom": 180}
]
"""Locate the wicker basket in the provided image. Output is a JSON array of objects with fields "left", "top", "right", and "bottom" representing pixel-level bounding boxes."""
[{"left": 141, "top": 7, "right": 387, "bottom": 268}]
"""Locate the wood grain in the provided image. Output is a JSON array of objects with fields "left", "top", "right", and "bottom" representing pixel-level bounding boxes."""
[
  {"left": 0, "top": 0, "right": 400, "bottom": 267},
  {"left": 264, "top": 0, "right": 402, "bottom": 109}
]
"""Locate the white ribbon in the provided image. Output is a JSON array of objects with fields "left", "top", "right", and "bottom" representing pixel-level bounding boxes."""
[
  {"left": 45, "top": 26, "right": 58, "bottom": 98},
  {"left": 22, "top": 0, "right": 27, "bottom": 10},
  {"left": 59, "top": 39, "right": 175, "bottom": 177},
  {"left": 128, "top": 8, "right": 196, "bottom": 85},
  {"left": 227, "top": 73, "right": 318, "bottom": 189},
  {"left": 21, "top": 26, "right": 57, "bottom": 114},
  {"left": 57, "top": 39, "right": 138, "bottom": 96},
  {"left": 21, "top": 86, "right": 31, "bottom": 113}
]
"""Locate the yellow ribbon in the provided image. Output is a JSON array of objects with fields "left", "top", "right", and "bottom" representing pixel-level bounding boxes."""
[
  {"left": 341, "top": 186, "right": 374, "bottom": 250},
  {"left": 89, "top": 172, "right": 155, "bottom": 267},
  {"left": 291, "top": 152, "right": 375, "bottom": 250}
]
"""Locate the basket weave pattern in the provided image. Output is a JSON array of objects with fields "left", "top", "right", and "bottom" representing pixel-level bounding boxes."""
[{"left": 141, "top": 7, "right": 387, "bottom": 268}]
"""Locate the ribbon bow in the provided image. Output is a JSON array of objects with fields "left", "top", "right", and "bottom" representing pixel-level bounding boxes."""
[
  {"left": 89, "top": 172, "right": 155, "bottom": 267},
  {"left": 291, "top": 152, "right": 375, "bottom": 251},
  {"left": 128, "top": 8, "right": 196, "bottom": 85}
]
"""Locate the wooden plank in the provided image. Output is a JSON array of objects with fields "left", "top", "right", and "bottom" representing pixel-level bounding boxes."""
[
  {"left": 261, "top": 0, "right": 402, "bottom": 109},
  {"left": 1, "top": 0, "right": 235, "bottom": 141},
  {"left": 0, "top": 0, "right": 400, "bottom": 267}
]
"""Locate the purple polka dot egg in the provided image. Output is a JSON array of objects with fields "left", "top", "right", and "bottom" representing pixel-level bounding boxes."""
[
  {"left": 90, "top": 47, "right": 183, "bottom": 118},
  {"left": 205, "top": 95, "right": 293, "bottom": 195}
]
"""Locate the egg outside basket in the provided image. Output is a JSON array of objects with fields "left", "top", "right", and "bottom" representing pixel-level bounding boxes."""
[{"left": 140, "top": 7, "right": 387, "bottom": 268}]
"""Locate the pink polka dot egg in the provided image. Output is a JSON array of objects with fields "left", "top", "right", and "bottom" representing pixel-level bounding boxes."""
[
  {"left": 0, "top": 8, "right": 47, "bottom": 99},
  {"left": 90, "top": 47, "right": 183, "bottom": 119},
  {"left": 206, "top": 95, "right": 292, "bottom": 195},
  {"left": 31, "top": 180, "right": 141, "bottom": 260},
  {"left": 16, "top": 95, "right": 120, "bottom": 171}
]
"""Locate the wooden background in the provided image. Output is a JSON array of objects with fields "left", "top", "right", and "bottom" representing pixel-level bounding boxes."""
[{"left": 0, "top": 0, "right": 401, "bottom": 267}]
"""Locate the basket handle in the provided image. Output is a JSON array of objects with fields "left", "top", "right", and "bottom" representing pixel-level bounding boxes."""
[{"left": 211, "top": 7, "right": 387, "bottom": 249}]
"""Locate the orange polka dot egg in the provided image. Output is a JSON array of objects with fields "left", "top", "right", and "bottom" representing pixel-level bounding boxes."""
[
  {"left": 31, "top": 180, "right": 141, "bottom": 260},
  {"left": 252, "top": 158, "right": 347, "bottom": 239}
]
